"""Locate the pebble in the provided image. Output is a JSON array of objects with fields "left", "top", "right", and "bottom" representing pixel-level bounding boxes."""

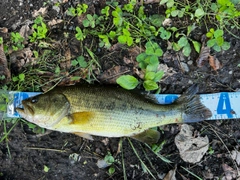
[
  {"left": 53, "top": 5, "right": 60, "bottom": 13},
  {"left": 96, "top": 159, "right": 111, "bottom": 169},
  {"left": 180, "top": 62, "right": 189, "bottom": 73},
  {"left": 229, "top": 70, "right": 233, "bottom": 75},
  {"left": 187, "top": 60, "right": 193, "bottom": 65}
]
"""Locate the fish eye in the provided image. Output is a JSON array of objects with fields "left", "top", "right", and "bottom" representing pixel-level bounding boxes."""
[{"left": 31, "top": 97, "right": 38, "bottom": 103}]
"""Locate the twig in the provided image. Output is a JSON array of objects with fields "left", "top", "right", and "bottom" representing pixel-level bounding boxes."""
[{"left": 25, "top": 147, "right": 67, "bottom": 153}]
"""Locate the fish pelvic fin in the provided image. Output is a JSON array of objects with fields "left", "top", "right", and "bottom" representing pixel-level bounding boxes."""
[
  {"left": 73, "top": 132, "right": 94, "bottom": 140},
  {"left": 131, "top": 129, "right": 160, "bottom": 145},
  {"left": 178, "top": 84, "right": 212, "bottom": 123}
]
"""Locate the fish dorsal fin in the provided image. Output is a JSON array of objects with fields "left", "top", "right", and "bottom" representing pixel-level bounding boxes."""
[
  {"left": 131, "top": 129, "right": 160, "bottom": 145},
  {"left": 69, "top": 112, "right": 94, "bottom": 125},
  {"left": 73, "top": 132, "right": 94, "bottom": 140}
]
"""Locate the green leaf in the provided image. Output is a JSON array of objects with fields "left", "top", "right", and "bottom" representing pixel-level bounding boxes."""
[
  {"left": 123, "top": 28, "right": 131, "bottom": 36},
  {"left": 171, "top": 10, "right": 179, "bottom": 17},
  {"left": 108, "top": 31, "right": 116, "bottom": 39},
  {"left": 143, "top": 80, "right": 158, "bottom": 91},
  {"left": 145, "top": 72, "right": 156, "bottom": 80},
  {"left": 149, "top": 14, "right": 164, "bottom": 27},
  {"left": 187, "top": 24, "right": 196, "bottom": 36},
  {"left": 207, "top": 39, "right": 216, "bottom": 47},
  {"left": 214, "top": 29, "right": 224, "bottom": 38},
  {"left": 108, "top": 166, "right": 115, "bottom": 175},
  {"left": 172, "top": 42, "right": 181, "bottom": 51},
  {"left": 182, "top": 43, "right": 191, "bottom": 56},
  {"left": 160, "top": 27, "right": 171, "bottom": 40},
  {"left": 192, "top": 40, "right": 201, "bottom": 53},
  {"left": 116, "top": 75, "right": 139, "bottom": 90},
  {"left": 145, "top": 47, "right": 155, "bottom": 55},
  {"left": 44, "top": 165, "right": 50, "bottom": 173},
  {"left": 139, "top": 62, "right": 147, "bottom": 69},
  {"left": 87, "top": 14, "right": 93, "bottom": 20},
  {"left": 166, "top": 0, "right": 174, "bottom": 8},
  {"left": 77, "top": 56, "right": 88, "bottom": 68},
  {"left": 178, "top": 37, "right": 188, "bottom": 47},
  {"left": 153, "top": 71, "right": 164, "bottom": 82},
  {"left": 213, "top": 45, "right": 221, "bottom": 52},
  {"left": 12, "top": 76, "right": 19, "bottom": 82},
  {"left": 83, "top": 19, "right": 90, "bottom": 27},
  {"left": 104, "top": 153, "right": 115, "bottom": 165},
  {"left": 210, "top": 3, "right": 218, "bottom": 12},
  {"left": 118, "top": 35, "right": 127, "bottom": 44},
  {"left": 159, "top": 0, "right": 168, "bottom": 5},
  {"left": 154, "top": 48, "right": 163, "bottom": 56},
  {"left": 136, "top": 53, "right": 147, "bottom": 62},
  {"left": 195, "top": 8, "right": 205, "bottom": 17},
  {"left": 149, "top": 56, "right": 159, "bottom": 65},
  {"left": 55, "top": 66, "right": 60, "bottom": 74},
  {"left": 19, "top": 73, "right": 25, "bottom": 81},
  {"left": 71, "top": 76, "right": 81, "bottom": 81},
  {"left": 146, "top": 64, "right": 158, "bottom": 72},
  {"left": 215, "top": 36, "right": 224, "bottom": 46},
  {"left": 127, "top": 36, "right": 133, "bottom": 46},
  {"left": 206, "top": 32, "right": 213, "bottom": 38},
  {"left": 75, "top": 27, "right": 85, "bottom": 41},
  {"left": 71, "top": 59, "right": 78, "bottom": 66},
  {"left": 222, "top": 42, "right": 230, "bottom": 50},
  {"left": 145, "top": 41, "right": 152, "bottom": 49}
]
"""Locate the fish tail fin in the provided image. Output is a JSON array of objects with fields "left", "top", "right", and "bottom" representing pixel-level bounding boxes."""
[{"left": 177, "top": 84, "right": 212, "bottom": 123}]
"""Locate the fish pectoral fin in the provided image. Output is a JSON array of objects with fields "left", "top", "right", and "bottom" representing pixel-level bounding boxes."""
[
  {"left": 131, "top": 129, "right": 160, "bottom": 145},
  {"left": 73, "top": 132, "right": 94, "bottom": 140},
  {"left": 69, "top": 111, "right": 94, "bottom": 125}
]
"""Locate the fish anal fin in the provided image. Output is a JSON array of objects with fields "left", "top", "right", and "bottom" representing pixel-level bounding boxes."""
[
  {"left": 131, "top": 129, "right": 160, "bottom": 145},
  {"left": 73, "top": 132, "right": 94, "bottom": 140},
  {"left": 69, "top": 112, "right": 94, "bottom": 125}
]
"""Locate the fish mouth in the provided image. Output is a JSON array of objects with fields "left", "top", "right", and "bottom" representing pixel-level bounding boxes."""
[{"left": 16, "top": 101, "right": 34, "bottom": 116}]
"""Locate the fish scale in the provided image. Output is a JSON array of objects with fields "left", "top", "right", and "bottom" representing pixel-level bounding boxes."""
[{"left": 53, "top": 86, "right": 182, "bottom": 137}]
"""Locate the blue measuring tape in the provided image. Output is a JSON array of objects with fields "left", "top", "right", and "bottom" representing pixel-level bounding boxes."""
[{"left": 5, "top": 91, "right": 240, "bottom": 120}]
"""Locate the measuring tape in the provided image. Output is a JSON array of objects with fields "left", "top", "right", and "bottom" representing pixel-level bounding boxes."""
[
  {"left": 4, "top": 91, "right": 240, "bottom": 120},
  {"left": 155, "top": 92, "right": 240, "bottom": 120}
]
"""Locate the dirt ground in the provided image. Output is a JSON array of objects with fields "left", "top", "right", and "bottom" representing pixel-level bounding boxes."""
[{"left": 0, "top": 0, "right": 240, "bottom": 179}]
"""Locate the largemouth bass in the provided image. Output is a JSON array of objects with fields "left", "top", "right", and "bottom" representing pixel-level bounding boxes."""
[{"left": 16, "top": 84, "right": 212, "bottom": 144}]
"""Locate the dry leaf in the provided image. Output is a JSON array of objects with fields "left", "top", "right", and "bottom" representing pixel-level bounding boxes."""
[
  {"left": 60, "top": 48, "right": 71, "bottom": 70},
  {"left": 128, "top": 45, "right": 143, "bottom": 59},
  {"left": 32, "top": 7, "right": 48, "bottom": 17},
  {"left": 101, "top": 138, "right": 109, "bottom": 146},
  {"left": 162, "top": 18, "right": 172, "bottom": 27},
  {"left": 19, "top": 24, "right": 31, "bottom": 41},
  {"left": 98, "top": 66, "right": 131, "bottom": 83},
  {"left": 222, "top": 163, "right": 238, "bottom": 180},
  {"left": 48, "top": 19, "right": 63, "bottom": 27},
  {"left": 0, "top": 44, "right": 11, "bottom": 85},
  {"left": 163, "top": 168, "right": 177, "bottom": 180},
  {"left": 9, "top": 48, "right": 34, "bottom": 73},
  {"left": 202, "top": 169, "right": 214, "bottom": 179},
  {"left": 231, "top": 150, "right": 240, "bottom": 166},
  {"left": 208, "top": 55, "right": 222, "bottom": 71},
  {"left": 109, "top": 43, "right": 125, "bottom": 51},
  {"left": 175, "top": 124, "right": 209, "bottom": 163},
  {"left": 196, "top": 46, "right": 210, "bottom": 67},
  {"left": 0, "top": 27, "right": 8, "bottom": 33}
]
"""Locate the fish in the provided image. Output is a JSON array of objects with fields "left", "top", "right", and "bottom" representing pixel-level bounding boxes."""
[{"left": 16, "top": 84, "right": 212, "bottom": 144}]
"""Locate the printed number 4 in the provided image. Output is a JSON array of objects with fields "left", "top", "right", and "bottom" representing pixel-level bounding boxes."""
[{"left": 216, "top": 93, "right": 233, "bottom": 118}]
